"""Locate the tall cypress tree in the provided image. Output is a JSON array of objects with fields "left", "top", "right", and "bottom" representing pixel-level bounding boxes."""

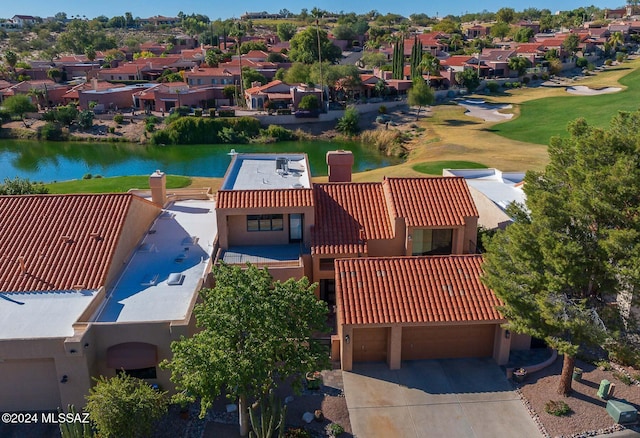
[
  {"left": 410, "top": 36, "right": 423, "bottom": 78},
  {"left": 392, "top": 37, "right": 405, "bottom": 80}
]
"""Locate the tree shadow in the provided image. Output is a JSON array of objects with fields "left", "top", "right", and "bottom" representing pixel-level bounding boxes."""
[{"left": 442, "top": 119, "right": 480, "bottom": 127}]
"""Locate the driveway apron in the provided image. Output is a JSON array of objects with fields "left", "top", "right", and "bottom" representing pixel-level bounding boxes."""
[{"left": 343, "top": 358, "right": 541, "bottom": 438}]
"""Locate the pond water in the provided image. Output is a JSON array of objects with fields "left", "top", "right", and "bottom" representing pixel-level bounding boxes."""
[{"left": 0, "top": 140, "right": 401, "bottom": 183}]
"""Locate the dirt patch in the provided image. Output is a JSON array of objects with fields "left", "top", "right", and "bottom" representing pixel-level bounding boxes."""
[{"left": 519, "top": 358, "right": 640, "bottom": 437}]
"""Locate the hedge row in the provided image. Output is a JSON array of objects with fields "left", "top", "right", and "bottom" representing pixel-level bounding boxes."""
[{"left": 150, "top": 116, "right": 261, "bottom": 145}]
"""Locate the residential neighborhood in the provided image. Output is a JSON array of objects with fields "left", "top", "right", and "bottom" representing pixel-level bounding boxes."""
[{"left": 1, "top": 4, "right": 640, "bottom": 438}]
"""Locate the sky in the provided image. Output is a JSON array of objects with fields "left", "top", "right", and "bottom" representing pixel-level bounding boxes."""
[{"left": 2, "top": 1, "right": 624, "bottom": 21}]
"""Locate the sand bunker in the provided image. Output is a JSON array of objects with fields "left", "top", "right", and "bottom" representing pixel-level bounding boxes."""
[
  {"left": 458, "top": 100, "right": 514, "bottom": 122},
  {"left": 566, "top": 85, "right": 622, "bottom": 95}
]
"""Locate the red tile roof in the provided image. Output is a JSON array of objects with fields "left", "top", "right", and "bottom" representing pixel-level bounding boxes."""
[
  {"left": 0, "top": 194, "right": 148, "bottom": 292},
  {"left": 216, "top": 189, "right": 314, "bottom": 209},
  {"left": 336, "top": 255, "right": 503, "bottom": 325},
  {"left": 383, "top": 177, "right": 478, "bottom": 227},
  {"left": 312, "top": 183, "right": 393, "bottom": 255}
]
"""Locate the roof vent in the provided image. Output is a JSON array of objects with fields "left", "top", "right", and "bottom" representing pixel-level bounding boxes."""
[
  {"left": 181, "top": 236, "right": 199, "bottom": 246},
  {"left": 141, "top": 273, "right": 159, "bottom": 286},
  {"left": 167, "top": 273, "right": 185, "bottom": 285},
  {"left": 276, "top": 157, "right": 289, "bottom": 174}
]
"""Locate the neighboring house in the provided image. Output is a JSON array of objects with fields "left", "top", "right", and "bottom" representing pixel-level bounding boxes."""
[
  {"left": 0, "top": 173, "right": 217, "bottom": 412},
  {"left": 244, "top": 80, "right": 293, "bottom": 109},
  {"left": 465, "top": 24, "right": 491, "bottom": 39},
  {"left": 479, "top": 49, "right": 518, "bottom": 78},
  {"left": 11, "top": 15, "right": 37, "bottom": 28},
  {"left": 514, "top": 43, "right": 546, "bottom": 66},
  {"left": 133, "top": 82, "right": 217, "bottom": 112},
  {"left": 442, "top": 168, "right": 526, "bottom": 230},
  {"left": 62, "top": 80, "right": 125, "bottom": 105},
  {"left": 184, "top": 67, "right": 238, "bottom": 87},
  {"left": 214, "top": 152, "right": 525, "bottom": 371},
  {"left": 140, "top": 16, "right": 181, "bottom": 27},
  {"left": 96, "top": 64, "right": 144, "bottom": 82},
  {"left": 1, "top": 80, "right": 70, "bottom": 107},
  {"left": 77, "top": 83, "right": 157, "bottom": 110}
]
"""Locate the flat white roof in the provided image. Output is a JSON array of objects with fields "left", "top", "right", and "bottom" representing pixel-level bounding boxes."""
[
  {"left": 221, "top": 153, "right": 311, "bottom": 190},
  {"left": 94, "top": 199, "right": 217, "bottom": 323},
  {"left": 443, "top": 168, "right": 526, "bottom": 211},
  {"left": 0, "top": 290, "right": 97, "bottom": 339}
]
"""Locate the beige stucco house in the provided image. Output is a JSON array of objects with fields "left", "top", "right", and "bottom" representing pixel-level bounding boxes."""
[{"left": 0, "top": 173, "right": 216, "bottom": 412}]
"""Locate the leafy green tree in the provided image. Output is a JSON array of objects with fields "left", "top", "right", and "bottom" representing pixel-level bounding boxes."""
[
  {"left": 336, "top": 106, "right": 360, "bottom": 135},
  {"left": 360, "top": 51, "right": 388, "bottom": 68},
  {"left": 563, "top": 33, "right": 581, "bottom": 57},
  {"left": 483, "top": 112, "right": 640, "bottom": 396},
  {"left": 162, "top": 263, "right": 329, "bottom": 436},
  {"left": 85, "top": 373, "right": 168, "bottom": 438},
  {"left": 78, "top": 110, "right": 94, "bottom": 129},
  {"left": 332, "top": 25, "right": 357, "bottom": 42},
  {"left": 407, "top": 78, "right": 434, "bottom": 120},
  {"left": 508, "top": 56, "right": 531, "bottom": 77},
  {"left": 432, "top": 19, "right": 460, "bottom": 34},
  {"left": 490, "top": 22, "right": 511, "bottom": 41},
  {"left": 283, "top": 62, "right": 311, "bottom": 84},
  {"left": 277, "top": 22, "right": 297, "bottom": 42},
  {"left": 240, "top": 41, "right": 268, "bottom": 54},
  {"left": 242, "top": 67, "right": 267, "bottom": 90},
  {"left": 3, "top": 95, "right": 36, "bottom": 127},
  {"left": 513, "top": 27, "right": 535, "bottom": 43},
  {"left": 288, "top": 27, "right": 342, "bottom": 64},
  {"left": 0, "top": 177, "right": 48, "bottom": 195},
  {"left": 496, "top": 7, "right": 516, "bottom": 23},
  {"left": 455, "top": 68, "right": 480, "bottom": 92},
  {"left": 298, "top": 94, "right": 319, "bottom": 110},
  {"left": 47, "top": 68, "right": 62, "bottom": 83},
  {"left": 222, "top": 85, "right": 237, "bottom": 104},
  {"left": 4, "top": 49, "right": 17, "bottom": 71}
]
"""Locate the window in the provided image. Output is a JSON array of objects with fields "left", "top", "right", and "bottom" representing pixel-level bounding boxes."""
[
  {"left": 411, "top": 229, "right": 453, "bottom": 255},
  {"left": 247, "top": 214, "right": 284, "bottom": 232},
  {"left": 211, "top": 79, "right": 217, "bottom": 84},
  {"left": 119, "top": 367, "right": 157, "bottom": 379},
  {"left": 319, "top": 258, "right": 335, "bottom": 271}
]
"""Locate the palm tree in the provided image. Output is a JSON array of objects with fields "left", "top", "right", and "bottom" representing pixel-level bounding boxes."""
[
  {"left": 608, "top": 31, "right": 624, "bottom": 52},
  {"left": 448, "top": 33, "right": 463, "bottom": 52}
]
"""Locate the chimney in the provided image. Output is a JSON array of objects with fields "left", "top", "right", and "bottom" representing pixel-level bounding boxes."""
[
  {"left": 91, "top": 78, "right": 98, "bottom": 90},
  {"left": 149, "top": 170, "right": 167, "bottom": 206},
  {"left": 326, "top": 150, "right": 354, "bottom": 182}
]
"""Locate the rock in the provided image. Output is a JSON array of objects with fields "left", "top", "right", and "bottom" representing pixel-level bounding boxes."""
[
  {"left": 226, "top": 404, "right": 237, "bottom": 413},
  {"left": 302, "top": 412, "right": 315, "bottom": 424},
  {"left": 284, "top": 395, "right": 294, "bottom": 404}
]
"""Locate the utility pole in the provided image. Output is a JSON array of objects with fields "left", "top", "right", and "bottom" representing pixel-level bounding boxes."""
[{"left": 316, "top": 17, "right": 324, "bottom": 112}]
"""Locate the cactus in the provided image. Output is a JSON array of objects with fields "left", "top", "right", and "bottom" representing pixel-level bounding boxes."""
[
  {"left": 248, "top": 392, "right": 287, "bottom": 438},
  {"left": 58, "top": 405, "right": 93, "bottom": 438}
]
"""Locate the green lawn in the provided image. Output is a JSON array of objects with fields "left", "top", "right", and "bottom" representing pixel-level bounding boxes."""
[
  {"left": 46, "top": 175, "right": 191, "bottom": 194},
  {"left": 412, "top": 160, "right": 488, "bottom": 175},
  {"left": 492, "top": 66, "right": 640, "bottom": 145}
]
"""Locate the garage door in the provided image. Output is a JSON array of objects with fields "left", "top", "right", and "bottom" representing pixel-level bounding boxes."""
[
  {"left": 402, "top": 324, "right": 495, "bottom": 361},
  {"left": 353, "top": 327, "right": 388, "bottom": 362},
  {"left": 0, "top": 358, "right": 61, "bottom": 411}
]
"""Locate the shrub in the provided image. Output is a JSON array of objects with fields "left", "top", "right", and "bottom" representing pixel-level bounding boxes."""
[
  {"left": 532, "top": 74, "right": 538, "bottom": 80},
  {"left": 113, "top": 114, "right": 124, "bottom": 124},
  {"left": 605, "top": 59, "right": 613, "bottom": 66},
  {"left": 326, "top": 423, "right": 344, "bottom": 436},
  {"left": 541, "top": 72, "right": 550, "bottom": 80},
  {"left": 218, "top": 109, "right": 236, "bottom": 117},
  {"left": 145, "top": 116, "right": 158, "bottom": 125},
  {"left": 145, "top": 122, "right": 155, "bottom": 133},
  {"left": 261, "top": 125, "right": 296, "bottom": 141},
  {"left": 378, "top": 104, "right": 387, "bottom": 114},
  {"left": 336, "top": 107, "right": 360, "bottom": 136},
  {"left": 613, "top": 371, "right": 633, "bottom": 385},
  {"left": 486, "top": 81, "right": 500, "bottom": 93},
  {"left": 276, "top": 109, "right": 292, "bottom": 115},
  {"left": 39, "top": 122, "right": 65, "bottom": 141},
  {"left": 78, "top": 110, "right": 94, "bottom": 129},
  {"left": 522, "top": 76, "right": 530, "bottom": 85},
  {"left": 285, "top": 428, "right": 311, "bottom": 438},
  {"left": 576, "top": 57, "right": 588, "bottom": 68},
  {"left": 151, "top": 116, "right": 260, "bottom": 145},
  {"left": 504, "top": 82, "right": 512, "bottom": 88},
  {"left": 298, "top": 94, "right": 319, "bottom": 111},
  {"left": 83, "top": 173, "right": 93, "bottom": 180},
  {"left": 544, "top": 400, "right": 571, "bottom": 416},
  {"left": 209, "top": 108, "right": 216, "bottom": 117},
  {"left": 594, "top": 359, "right": 612, "bottom": 371},
  {"left": 177, "top": 106, "right": 191, "bottom": 116},
  {"left": 616, "top": 52, "right": 627, "bottom": 63},
  {"left": 609, "top": 342, "right": 640, "bottom": 367},
  {"left": 194, "top": 108, "right": 202, "bottom": 117},
  {"left": 108, "top": 126, "right": 115, "bottom": 134}
]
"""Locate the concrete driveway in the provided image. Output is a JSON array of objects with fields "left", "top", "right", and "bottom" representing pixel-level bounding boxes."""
[{"left": 343, "top": 358, "right": 541, "bottom": 438}]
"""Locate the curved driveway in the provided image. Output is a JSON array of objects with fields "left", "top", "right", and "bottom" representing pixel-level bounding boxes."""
[{"left": 343, "top": 358, "right": 541, "bottom": 438}]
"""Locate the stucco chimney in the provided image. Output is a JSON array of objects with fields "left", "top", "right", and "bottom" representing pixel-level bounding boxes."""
[
  {"left": 91, "top": 78, "right": 98, "bottom": 90},
  {"left": 149, "top": 170, "right": 166, "bottom": 206},
  {"left": 326, "top": 150, "right": 354, "bottom": 182}
]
